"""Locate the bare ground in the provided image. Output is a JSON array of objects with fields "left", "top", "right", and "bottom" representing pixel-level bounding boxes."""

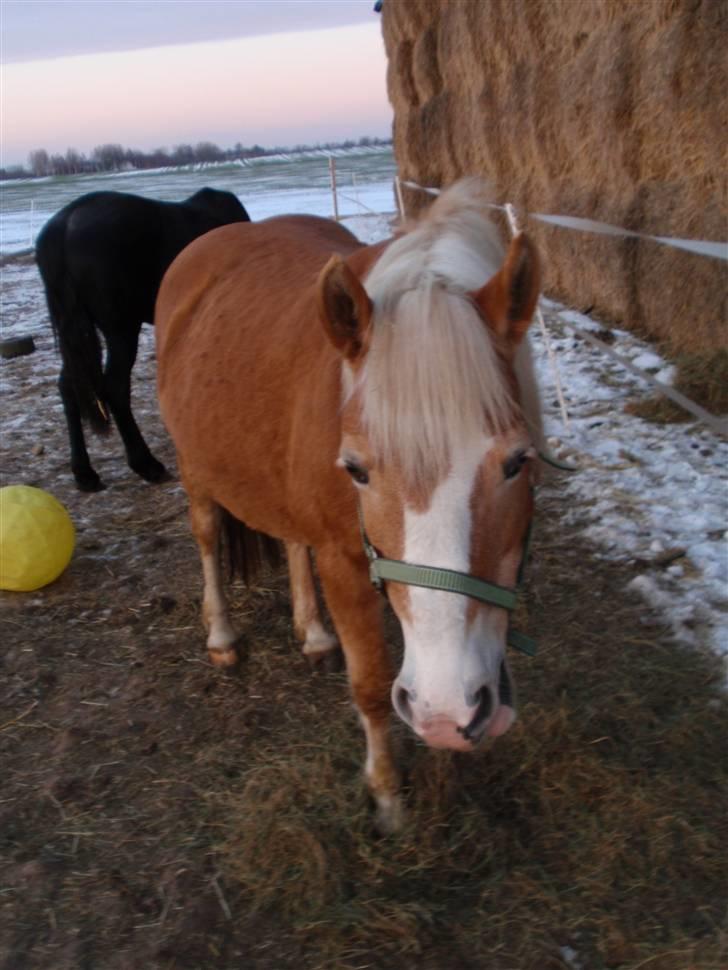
[{"left": 1, "top": 259, "right": 726, "bottom": 970}]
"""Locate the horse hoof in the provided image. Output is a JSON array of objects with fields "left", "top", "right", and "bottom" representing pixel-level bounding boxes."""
[
  {"left": 306, "top": 646, "right": 344, "bottom": 673},
  {"left": 373, "top": 794, "right": 405, "bottom": 836},
  {"left": 75, "top": 473, "right": 105, "bottom": 492},
  {"left": 137, "top": 459, "right": 169, "bottom": 484},
  {"left": 208, "top": 646, "right": 239, "bottom": 668},
  {"left": 302, "top": 628, "right": 340, "bottom": 662}
]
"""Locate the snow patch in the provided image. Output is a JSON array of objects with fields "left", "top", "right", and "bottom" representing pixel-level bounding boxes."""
[{"left": 532, "top": 303, "right": 727, "bottom": 663}]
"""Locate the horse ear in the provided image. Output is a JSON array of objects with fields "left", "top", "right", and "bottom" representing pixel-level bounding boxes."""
[
  {"left": 317, "top": 255, "right": 372, "bottom": 360},
  {"left": 472, "top": 233, "right": 541, "bottom": 347}
]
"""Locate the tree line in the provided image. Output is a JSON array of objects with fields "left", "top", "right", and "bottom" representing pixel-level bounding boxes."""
[{"left": 0, "top": 136, "right": 392, "bottom": 180}]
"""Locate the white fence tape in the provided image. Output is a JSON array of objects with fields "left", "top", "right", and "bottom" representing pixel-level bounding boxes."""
[
  {"left": 533, "top": 214, "right": 728, "bottom": 261},
  {"left": 558, "top": 318, "right": 728, "bottom": 437},
  {"left": 399, "top": 180, "right": 728, "bottom": 261}
]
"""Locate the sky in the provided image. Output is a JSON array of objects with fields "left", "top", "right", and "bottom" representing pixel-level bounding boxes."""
[{"left": 0, "top": 0, "right": 392, "bottom": 167}]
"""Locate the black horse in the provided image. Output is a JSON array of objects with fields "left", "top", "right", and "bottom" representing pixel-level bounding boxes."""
[{"left": 35, "top": 188, "right": 250, "bottom": 491}]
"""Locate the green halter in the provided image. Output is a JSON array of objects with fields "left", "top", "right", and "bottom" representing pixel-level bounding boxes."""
[
  {"left": 356, "top": 501, "right": 536, "bottom": 657},
  {"left": 355, "top": 450, "right": 574, "bottom": 659}
]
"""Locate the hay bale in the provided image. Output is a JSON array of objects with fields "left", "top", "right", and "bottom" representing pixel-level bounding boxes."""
[{"left": 381, "top": 0, "right": 727, "bottom": 353}]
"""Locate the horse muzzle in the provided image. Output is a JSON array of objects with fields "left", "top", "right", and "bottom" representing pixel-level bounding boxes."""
[{"left": 393, "top": 659, "right": 517, "bottom": 750}]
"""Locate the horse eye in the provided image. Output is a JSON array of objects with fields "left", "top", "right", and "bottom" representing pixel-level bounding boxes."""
[
  {"left": 344, "top": 461, "right": 370, "bottom": 486},
  {"left": 503, "top": 450, "right": 528, "bottom": 480}
]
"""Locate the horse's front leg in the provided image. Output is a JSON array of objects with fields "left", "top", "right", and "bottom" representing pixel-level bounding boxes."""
[
  {"left": 188, "top": 495, "right": 238, "bottom": 667},
  {"left": 316, "top": 545, "right": 402, "bottom": 834},
  {"left": 285, "top": 541, "right": 339, "bottom": 662}
]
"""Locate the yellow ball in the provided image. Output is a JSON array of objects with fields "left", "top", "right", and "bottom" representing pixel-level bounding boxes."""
[{"left": 0, "top": 485, "right": 75, "bottom": 591}]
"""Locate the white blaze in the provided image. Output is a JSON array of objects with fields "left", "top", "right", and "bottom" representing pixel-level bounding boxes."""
[{"left": 397, "top": 436, "right": 504, "bottom": 725}]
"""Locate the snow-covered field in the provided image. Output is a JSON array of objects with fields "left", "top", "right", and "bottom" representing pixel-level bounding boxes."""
[
  {"left": 0, "top": 147, "right": 397, "bottom": 254},
  {"left": 1, "top": 158, "right": 725, "bottom": 668}
]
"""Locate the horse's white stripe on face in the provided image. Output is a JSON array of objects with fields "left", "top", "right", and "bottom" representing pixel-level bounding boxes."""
[{"left": 396, "top": 435, "right": 505, "bottom": 728}]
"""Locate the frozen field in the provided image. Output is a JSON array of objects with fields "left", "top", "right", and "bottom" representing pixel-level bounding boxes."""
[{"left": 0, "top": 146, "right": 397, "bottom": 254}]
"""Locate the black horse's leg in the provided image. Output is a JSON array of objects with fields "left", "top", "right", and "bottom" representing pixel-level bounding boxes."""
[
  {"left": 103, "top": 327, "right": 168, "bottom": 484},
  {"left": 59, "top": 366, "right": 104, "bottom": 492}
]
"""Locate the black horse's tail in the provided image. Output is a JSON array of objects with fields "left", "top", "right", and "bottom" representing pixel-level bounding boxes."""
[
  {"left": 35, "top": 221, "right": 110, "bottom": 434},
  {"left": 220, "top": 507, "right": 282, "bottom": 585}
]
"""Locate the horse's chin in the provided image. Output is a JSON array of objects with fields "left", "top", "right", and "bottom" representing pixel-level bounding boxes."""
[
  {"left": 485, "top": 703, "right": 516, "bottom": 738},
  {"left": 414, "top": 703, "right": 517, "bottom": 750}
]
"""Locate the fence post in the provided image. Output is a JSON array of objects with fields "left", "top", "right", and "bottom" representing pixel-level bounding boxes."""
[{"left": 329, "top": 157, "right": 339, "bottom": 221}]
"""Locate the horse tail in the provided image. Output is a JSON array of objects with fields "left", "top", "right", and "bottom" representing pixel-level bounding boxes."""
[
  {"left": 35, "top": 223, "right": 110, "bottom": 435},
  {"left": 220, "top": 507, "right": 282, "bottom": 585}
]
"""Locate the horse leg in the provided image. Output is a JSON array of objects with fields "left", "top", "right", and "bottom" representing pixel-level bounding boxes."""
[
  {"left": 316, "top": 545, "right": 403, "bottom": 833},
  {"left": 285, "top": 541, "right": 339, "bottom": 662},
  {"left": 103, "top": 327, "right": 168, "bottom": 483},
  {"left": 59, "top": 366, "right": 104, "bottom": 492},
  {"left": 189, "top": 494, "right": 239, "bottom": 667}
]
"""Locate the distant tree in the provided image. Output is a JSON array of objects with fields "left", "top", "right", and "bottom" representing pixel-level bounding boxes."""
[
  {"left": 4, "top": 134, "right": 392, "bottom": 181},
  {"left": 64, "top": 148, "right": 84, "bottom": 174},
  {"left": 92, "top": 143, "right": 125, "bottom": 171},
  {"left": 194, "top": 141, "right": 223, "bottom": 163},
  {"left": 50, "top": 153, "right": 68, "bottom": 176},
  {"left": 0, "top": 165, "right": 29, "bottom": 180},
  {"left": 148, "top": 147, "right": 172, "bottom": 168},
  {"left": 172, "top": 143, "right": 195, "bottom": 166},
  {"left": 123, "top": 147, "right": 141, "bottom": 169},
  {"left": 28, "top": 149, "right": 50, "bottom": 177}
]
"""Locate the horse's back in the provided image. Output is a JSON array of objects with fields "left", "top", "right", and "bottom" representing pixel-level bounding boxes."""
[
  {"left": 37, "top": 190, "right": 251, "bottom": 325},
  {"left": 156, "top": 215, "right": 361, "bottom": 360},
  {"left": 36, "top": 193, "right": 170, "bottom": 326},
  {"left": 156, "top": 214, "right": 362, "bottom": 533},
  {"left": 159, "top": 214, "right": 359, "bottom": 299}
]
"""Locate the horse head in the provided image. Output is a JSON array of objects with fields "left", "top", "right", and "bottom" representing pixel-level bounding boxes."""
[{"left": 317, "top": 181, "right": 541, "bottom": 751}]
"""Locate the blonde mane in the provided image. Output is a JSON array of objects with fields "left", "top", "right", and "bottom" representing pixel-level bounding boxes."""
[{"left": 359, "top": 179, "right": 517, "bottom": 485}]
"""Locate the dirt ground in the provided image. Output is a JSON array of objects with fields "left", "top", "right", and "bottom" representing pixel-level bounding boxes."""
[{"left": 1, "top": 257, "right": 726, "bottom": 970}]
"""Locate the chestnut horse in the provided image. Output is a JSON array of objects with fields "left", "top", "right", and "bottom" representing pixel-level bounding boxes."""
[{"left": 155, "top": 180, "right": 542, "bottom": 832}]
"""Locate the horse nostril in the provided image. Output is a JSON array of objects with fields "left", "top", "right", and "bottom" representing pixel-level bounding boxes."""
[
  {"left": 460, "top": 685, "right": 493, "bottom": 742},
  {"left": 394, "top": 685, "right": 413, "bottom": 723},
  {"left": 498, "top": 659, "right": 513, "bottom": 707},
  {"left": 474, "top": 685, "right": 493, "bottom": 722}
]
